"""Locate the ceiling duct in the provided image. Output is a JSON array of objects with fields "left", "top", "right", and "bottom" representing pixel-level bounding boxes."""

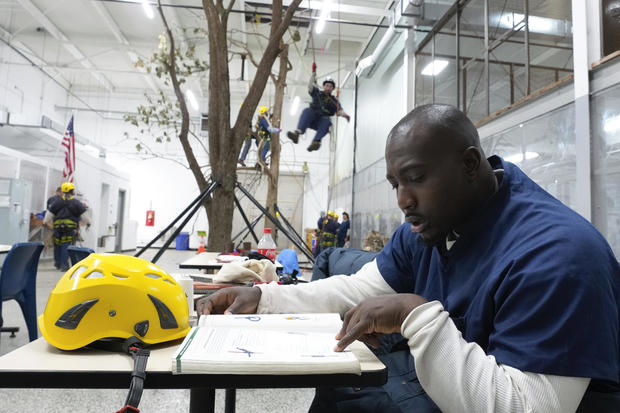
[
  {"left": 354, "top": 0, "right": 421, "bottom": 78},
  {"left": 354, "top": 24, "right": 399, "bottom": 78}
]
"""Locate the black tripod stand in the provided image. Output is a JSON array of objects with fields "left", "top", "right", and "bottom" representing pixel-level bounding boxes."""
[{"left": 135, "top": 179, "right": 314, "bottom": 264}]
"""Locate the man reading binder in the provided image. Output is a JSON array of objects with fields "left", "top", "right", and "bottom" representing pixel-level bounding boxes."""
[{"left": 197, "top": 104, "right": 620, "bottom": 413}]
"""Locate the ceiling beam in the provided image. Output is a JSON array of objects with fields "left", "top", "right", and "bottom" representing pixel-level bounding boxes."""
[
  {"left": 0, "top": 24, "right": 72, "bottom": 90},
  {"left": 90, "top": 0, "right": 159, "bottom": 92},
  {"left": 16, "top": 0, "right": 115, "bottom": 91},
  {"left": 247, "top": 0, "right": 390, "bottom": 18}
]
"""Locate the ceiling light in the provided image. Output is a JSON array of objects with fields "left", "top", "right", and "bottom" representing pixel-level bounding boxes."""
[
  {"left": 315, "top": 0, "right": 332, "bottom": 34},
  {"left": 289, "top": 96, "right": 300, "bottom": 116},
  {"left": 185, "top": 89, "right": 199, "bottom": 111},
  {"left": 141, "top": 0, "right": 154, "bottom": 19},
  {"left": 504, "top": 151, "right": 540, "bottom": 163},
  {"left": 421, "top": 59, "right": 449, "bottom": 76},
  {"left": 603, "top": 114, "right": 620, "bottom": 133},
  {"left": 496, "top": 12, "right": 560, "bottom": 35}
]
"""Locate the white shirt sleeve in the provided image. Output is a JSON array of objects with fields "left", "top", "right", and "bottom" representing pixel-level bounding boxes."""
[
  {"left": 257, "top": 261, "right": 590, "bottom": 412},
  {"left": 256, "top": 259, "right": 394, "bottom": 316},
  {"left": 402, "top": 301, "right": 590, "bottom": 413}
]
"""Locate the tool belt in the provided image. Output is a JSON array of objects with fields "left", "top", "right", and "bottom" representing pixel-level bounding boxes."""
[{"left": 320, "top": 232, "right": 336, "bottom": 247}]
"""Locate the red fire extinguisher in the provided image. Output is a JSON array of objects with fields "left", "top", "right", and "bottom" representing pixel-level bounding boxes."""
[{"left": 146, "top": 210, "right": 155, "bottom": 226}]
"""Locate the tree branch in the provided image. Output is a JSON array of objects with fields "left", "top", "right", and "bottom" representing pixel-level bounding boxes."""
[
  {"left": 232, "top": 0, "right": 302, "bottom": 139},
  {"left": 157, "top": 0, "right": 208, "bottom": 189}
]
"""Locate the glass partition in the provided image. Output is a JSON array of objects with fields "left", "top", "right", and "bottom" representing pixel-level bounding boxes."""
[
  {"left": 434, "top": 15, "right": 458, "bottom": 106},
  {"left": 482, "top": 103, "right": 576, "bottom": 208},
  {"left": 415, "top": 42, "right": 433, "bottom": 106},
  {"left": 591, "top": 83, "right": 620, "bottom": 257},
  {"left": 414, "top": 0, "right": 573, "bottom": 124}
]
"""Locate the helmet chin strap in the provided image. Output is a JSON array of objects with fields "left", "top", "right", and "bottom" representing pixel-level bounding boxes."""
[{"left": 89, "top": 337, "right": 150, "bottom": 413}]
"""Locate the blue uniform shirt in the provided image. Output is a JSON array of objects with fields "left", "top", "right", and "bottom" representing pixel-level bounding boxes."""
[
  {"left": 376, "top": 156, "right": 620, "bottom": 386},
  {"left": 309, "top": 87, "right": 341, "bottom": 116}
]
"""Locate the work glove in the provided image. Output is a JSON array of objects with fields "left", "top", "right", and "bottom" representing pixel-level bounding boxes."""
[{"left": 312, "top": 62, "right": 317, "bottom": 73}]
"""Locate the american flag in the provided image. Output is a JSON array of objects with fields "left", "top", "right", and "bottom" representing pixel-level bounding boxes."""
[{"left": 62, "top": 116, "right": 75, "bottom": 182}]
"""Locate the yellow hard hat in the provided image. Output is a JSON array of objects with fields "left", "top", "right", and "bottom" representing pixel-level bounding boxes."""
[
  {"left": 61, "top": 182, "right": 75, "bottom": 193},
  {"left": 258, "top": 105, "right": 268, "bottom": 115},
  {"left": 327, "top": 210, "right": 335, "bottom": 217},
  {"left": 38, "top": 253, "right": 190, "bottom": 350},
  {"left": 334, "top": 214, "right": 339, "bottom": 219}
]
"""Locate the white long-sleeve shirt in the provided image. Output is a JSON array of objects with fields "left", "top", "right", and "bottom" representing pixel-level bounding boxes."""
[{"left": 256, "top": 260, "right": 589, "bottom": 413}]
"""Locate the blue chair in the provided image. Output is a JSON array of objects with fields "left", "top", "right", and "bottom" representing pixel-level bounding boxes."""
[
  {"left": 0, "top": 242, "right": 44, "bottom": 343},
  {"left": 67, "top": 246, "right": 95, "bottom": 267}
]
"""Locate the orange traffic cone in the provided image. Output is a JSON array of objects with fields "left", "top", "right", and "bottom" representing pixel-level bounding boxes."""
[{"left": 197, "top": 232, "right": 206, "bottom": 254}]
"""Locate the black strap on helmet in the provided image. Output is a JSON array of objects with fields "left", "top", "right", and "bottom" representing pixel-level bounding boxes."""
[
  {"left": 117, "top": 342, "right": 150, "bottom": 413},
  {"left": 89, "top": 336, "right": 150, "bottom": 413}
]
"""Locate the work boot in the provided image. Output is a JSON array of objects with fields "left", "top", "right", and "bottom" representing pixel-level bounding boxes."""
[
  {"left": 287, "top": 129, "right": 301, "bottom": 144},
  {"left": 238, "top": 159, "right": 246, "bottom": 167},
  {"left": 307, "top": 140, "right": 321, "bottom": 152}
]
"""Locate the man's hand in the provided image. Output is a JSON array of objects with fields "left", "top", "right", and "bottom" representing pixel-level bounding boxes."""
[
  {"left": 195, "top": 286, "right": 262, "bottom": 315},
  {"left": 312, "top": 62, "right": 317, "bottom": 73},
  {"left": 334, "top": 294, "right": 427, "bottom": 351},
  {"left": 342, "top": 113, "right": 351, "bottom": 122}
]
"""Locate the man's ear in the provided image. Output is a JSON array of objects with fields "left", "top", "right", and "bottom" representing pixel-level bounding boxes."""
[{"left": 462, "top": 146, "right": 482, "bottom": 180}]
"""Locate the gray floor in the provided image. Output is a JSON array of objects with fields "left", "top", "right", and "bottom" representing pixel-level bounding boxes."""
[{"left": 0, "top": 249, "right": 315, "bottom": 412}]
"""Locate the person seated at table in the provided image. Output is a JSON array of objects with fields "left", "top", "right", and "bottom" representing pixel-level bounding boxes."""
[{"left": 196, "top": 104, "right": 620, "bottom": 413}]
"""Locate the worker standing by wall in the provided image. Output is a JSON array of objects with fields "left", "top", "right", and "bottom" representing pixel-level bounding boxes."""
[{"left": 48, "top": 182, "right": 87, "bottom": 271}]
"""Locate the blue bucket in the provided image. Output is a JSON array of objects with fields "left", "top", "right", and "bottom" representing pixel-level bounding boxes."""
[{"left": 175, "top": 232, "right": 190, "bottom": 250}]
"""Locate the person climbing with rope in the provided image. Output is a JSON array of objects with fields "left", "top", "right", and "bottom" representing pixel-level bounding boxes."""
[
  {"left": 286, "top": 62, "right": 350, "bottom": 152},
  {"left": 255, "top": 105, "right": 281, "bottom": 167},
  {"left": 239, "top": 106, "right": 281, "bottom": 167}
]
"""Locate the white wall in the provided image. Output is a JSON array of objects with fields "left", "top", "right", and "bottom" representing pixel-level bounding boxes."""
[{"left": 0, "top": 37, "right": 332, "bottom": 247}]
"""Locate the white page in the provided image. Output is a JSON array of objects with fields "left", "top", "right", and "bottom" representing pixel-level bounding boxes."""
[
  {"left": 172, "top": 324, "right": 360, "bottom": 375},
  {"left": 198, "top": 313, "right": 343, "bottom": 334}
]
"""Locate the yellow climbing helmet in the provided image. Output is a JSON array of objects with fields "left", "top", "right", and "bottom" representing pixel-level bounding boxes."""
[
  {"left": 61, "top": 182, "right": 75, "bottom": 193},
  {"left": 258, "top": 105, "right": 268, "bottom": 115},
  {"left": 38, "top": 253, "right": 190, "bottom": 350}
]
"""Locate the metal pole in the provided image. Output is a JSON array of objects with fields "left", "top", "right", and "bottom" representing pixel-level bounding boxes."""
[
  {"left": 462, "top": 65, "right": 467, "bottom": 113},
  {"left": 232, "top": 213, "right": 263, "bottom": 242},
  {"left": 189, "top": 388, "right": 215, "bottom": 413},
  {"left": 524, "top": 0, "right": 531, "bottom": 95},
  {"left": 135, "top": 181, "right": 218, "bottom": 257},
  {"left": 351, "top": 72, "right": 358, "bottom": 248},
  {"left": 456, "top": 3, "right": 461, "bottom": 109},
  {"left": 484, "top": 0, "right": 490, "bottom": 116},
  {"left": 431, "top": 34, "right": 436, "bottom": 103},
  {"left": 151, "top": 199, "right": 204, "bottom": 263},
  {"left": 235, "top": 182, "right": 314, "bottom": 263},
  {"left": 274, "top": 204, "right": 313, "bottom": 256},
  {"left": 509, "top": 63, "right": 515, "bottom": 104},
  {"left": 224, "top": 389, "right": 236, "bottom": 413},
  {"left": 233, "top": 195, "right": 260, "bottom": 244}
]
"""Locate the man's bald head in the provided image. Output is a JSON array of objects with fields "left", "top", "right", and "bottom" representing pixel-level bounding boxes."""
[
  {"left": 385, "top": 104, "right": 496, "bottom": 246},
  {"left": 388, "top": 104, "right": 482, "bottom": 155}
]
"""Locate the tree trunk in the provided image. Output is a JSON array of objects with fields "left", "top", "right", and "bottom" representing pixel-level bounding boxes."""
[
  {"left": 264, "top": 43, "right": 290, "bottom": 242},
  {"left": 201, "top": 0, "right": 302, "bottom": 251}
]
